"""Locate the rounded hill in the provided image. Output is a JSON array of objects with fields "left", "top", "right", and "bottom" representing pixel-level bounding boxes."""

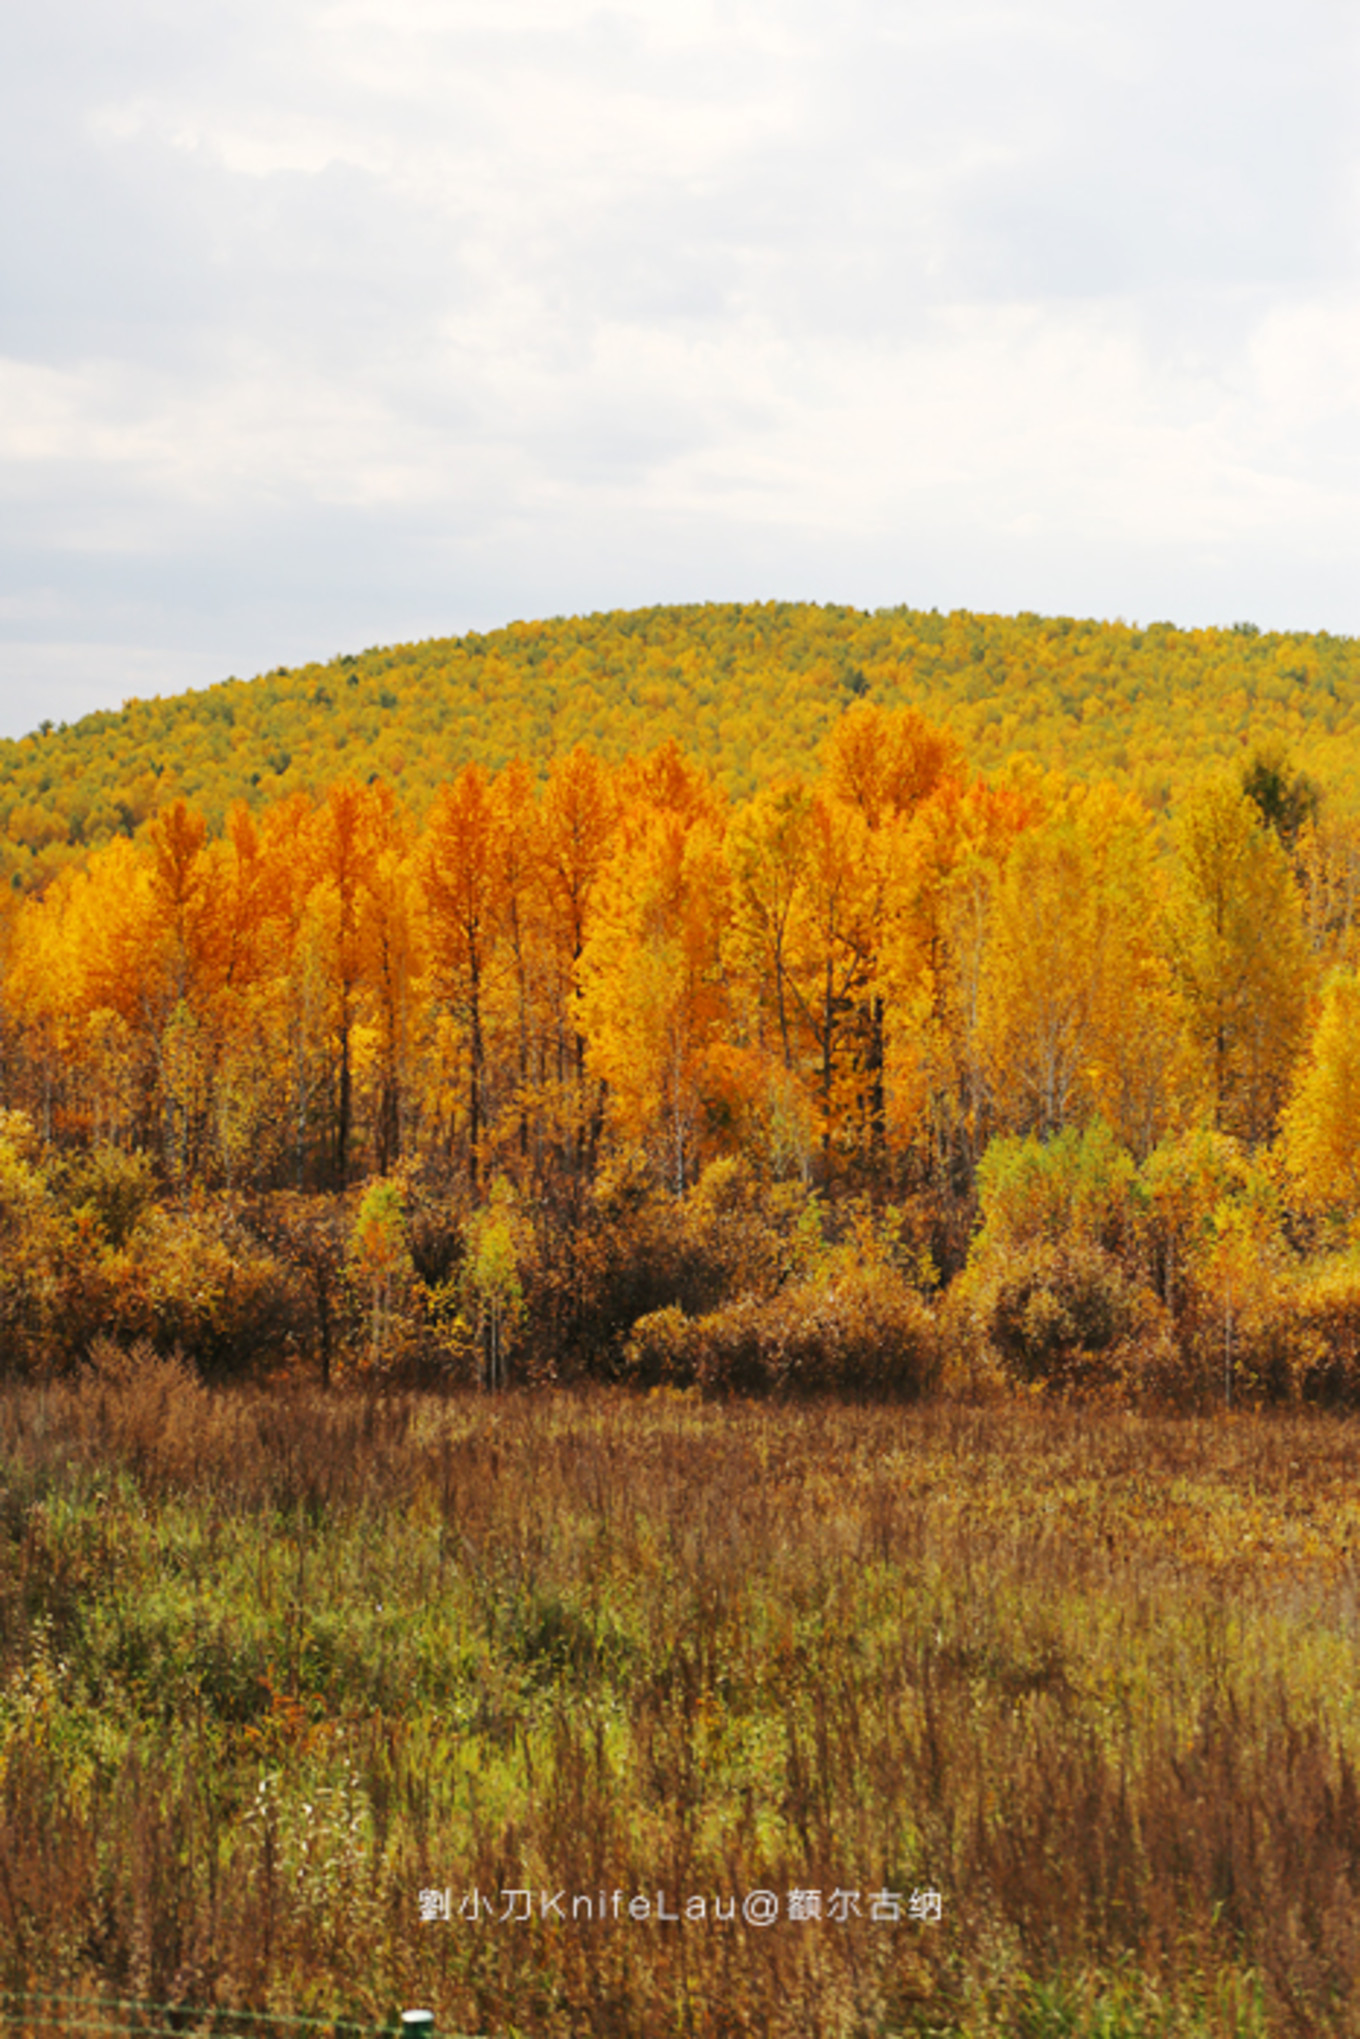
[{"left": 3, "top": 601, "right": 1358, "bottom": 886}]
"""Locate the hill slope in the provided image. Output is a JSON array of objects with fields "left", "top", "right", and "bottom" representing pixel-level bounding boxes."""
[{"left": 4, "top": 601, "right": 1359, "bottom": 886}]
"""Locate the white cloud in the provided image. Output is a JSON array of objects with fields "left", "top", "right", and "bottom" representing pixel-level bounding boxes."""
[{"left": 0, "top": 0, "right": 1357, "bottom": 734}]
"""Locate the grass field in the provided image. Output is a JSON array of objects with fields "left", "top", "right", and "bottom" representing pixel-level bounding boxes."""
[{"left": 4, "top": 1353, "right": 1360, "bottom": 2036}]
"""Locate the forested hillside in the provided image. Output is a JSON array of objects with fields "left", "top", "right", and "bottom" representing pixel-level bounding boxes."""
[
  {"left": 4, "top": 601, "right": 1360, "bottom": 891},
  {"left": 3, "top": 677, "right": 1360, "bottom": 1405}
]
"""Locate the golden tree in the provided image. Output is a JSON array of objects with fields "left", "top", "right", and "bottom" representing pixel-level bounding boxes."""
[
  {"left": 1168, "top": 780, "right": 1312, "bottom": 1144},
  {"left": 976, "top": 785, "right": 1189, "bottom": 1155},
  {"left": 577, "top": 757, "right": 730, "bottom": 1192},
  {"left": 1281, "top": 969, "right": 1360, "bottom": 1215},
  {"left": 422, "top": 764, "right": 504, "bottom": 1193},
  {"left": 878, "top": 776, "right": 1040, "bottom": 1187},
  {"left": 538, "top": 747, "right": 618, "bottom": 1175}
]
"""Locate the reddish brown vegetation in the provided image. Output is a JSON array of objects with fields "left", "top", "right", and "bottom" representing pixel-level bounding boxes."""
[{"left": 1, "top": 1367, "right": 1359, "bottom": 2033}]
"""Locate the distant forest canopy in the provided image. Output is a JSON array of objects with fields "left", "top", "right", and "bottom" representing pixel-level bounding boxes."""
[{"left": 4, "top": 599, "right": 1360, "bottom": 892}]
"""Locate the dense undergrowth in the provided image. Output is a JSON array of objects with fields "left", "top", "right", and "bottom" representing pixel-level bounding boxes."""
[
  {"left": 7, "top": 1116, "right": 1360, "bottom": 1414},
  {"left": 2, "top": 1364, "right": 1359, "bottom": 2035}
]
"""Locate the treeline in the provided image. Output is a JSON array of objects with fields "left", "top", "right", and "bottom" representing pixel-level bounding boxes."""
[
  {"left": 5, "top": 600, "right": 1360, "bottom": 893},
  {"left": 4, "top": 702, "right": 1360, "bottom": 1400}
]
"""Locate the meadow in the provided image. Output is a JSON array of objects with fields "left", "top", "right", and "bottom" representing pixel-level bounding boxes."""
[{"left": 4, "top": 1354, "right": 1360, "bottom": 2037}]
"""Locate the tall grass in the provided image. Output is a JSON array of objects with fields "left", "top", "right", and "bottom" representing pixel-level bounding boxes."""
[{"left": 3, "top": 1354, "right": 1360, "bottom": 2034}]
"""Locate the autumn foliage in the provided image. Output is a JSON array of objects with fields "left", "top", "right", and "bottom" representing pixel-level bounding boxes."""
[
  {"left": 6, "top": 601, "right": 1360, "bottom": 896},
  {"left": 2, "top": 678, "right": 1360, "bottom": 1399}
]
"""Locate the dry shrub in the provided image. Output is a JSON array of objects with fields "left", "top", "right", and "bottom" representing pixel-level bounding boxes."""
[
  {"left": 620, "top": 1302, "right": 696, "bottom": 1385},
  {"left": 1172, "top": 1287, "right": 1296, "bottom": 1408},
  {"left": 551, "top": 1155, "right": 820, "bottom": 1378},
  {"left": 958, "top": 1236, "right": 1171, "bottom": 1395},
  {"left": 624, "top": 1265, "right": 937, "bottom": 1399},
  {"left": 1288, "top": 1258, "right": 1360, "bottom": 1407},
  {"left": 79, "top": 1205, "right": 306, "bottom": 1378},
  {"left": 0, "top": 1112, "right": 69, "bottom": 1372},
  {"left": 0, "top": 1136, "right": 308, "bottom": 1379},
  {"left": 1143, "top": 1222, "right": 1298, "bottom": 1409},
  {"left": 81, "top": 1337, "right": 217, "bottom": 1485}
]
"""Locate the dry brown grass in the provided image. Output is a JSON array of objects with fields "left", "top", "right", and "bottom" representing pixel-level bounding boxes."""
[{"left": 2, "top": 1363, "right": 1360, "bottom": 2033}]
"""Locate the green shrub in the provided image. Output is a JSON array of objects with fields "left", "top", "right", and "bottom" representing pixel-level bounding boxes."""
[
  {"left": 60, "top": 1144, "right": 157, "bottom": 1249},
  {"left": 0, "top": 1114, "right": 65, "bottom": 1370},
  {"left": 973, "top": 1120, "right": 1143, "bottom": 1260}
]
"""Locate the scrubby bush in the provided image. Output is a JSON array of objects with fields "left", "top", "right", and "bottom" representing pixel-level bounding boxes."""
[
  {"left": 973, "top": 1120, "right": 1144, "bottom": 1261},
  {"left": 347, "top": 1174, "right": 416, "bottom": 1370},
  {"left": 560, "top": 1155, "right": 952, "bottom": 1394},
  {"left": 621, "top": 1303, "right": 697, "bottom": 1386},
  {"left": 624, "top": 1265, "right": 937, "bottom": 1399},
  {"left": 1140, "top": 1126, "right": 1258, "bottom": 1321},
  {"left": 549, "top": 1154, "right": 821, "bottom": 1377},
  {"left": 1138, "top": 1136, "right": 1294, "bottom": 1407},
  {"left": 957, "top": 1123, "right": 1174, "bottom": 1395},
  {"left": 0, "top": 1110, "right": 67, "bottom": 1369},
  {"left": 81, "top": 1335, "right": 213, "bottom": 1479},
  {"left": 1170, "top": 1264, "right": 1295, "bottom": 1408},
  {"left": 0, "top": 1132, "right": 308, "bottom": 1378},
  {"left": 1284, "top": 1257, "right": 1360, "bottom": 1407},
  {"left": 60, "top": 1143, "right": 157, "bottom": 1249},
  {"left": 83, "top": 1201, "right": 306, "bottom": 1376},
  {"left": 956, "top": 1235, "right": 1169, "bottom": 1394}
]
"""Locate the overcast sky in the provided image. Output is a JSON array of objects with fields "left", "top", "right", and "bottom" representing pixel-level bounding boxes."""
[{"left": 1, "top": 0, "right": 1357, "bottom": 738}]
